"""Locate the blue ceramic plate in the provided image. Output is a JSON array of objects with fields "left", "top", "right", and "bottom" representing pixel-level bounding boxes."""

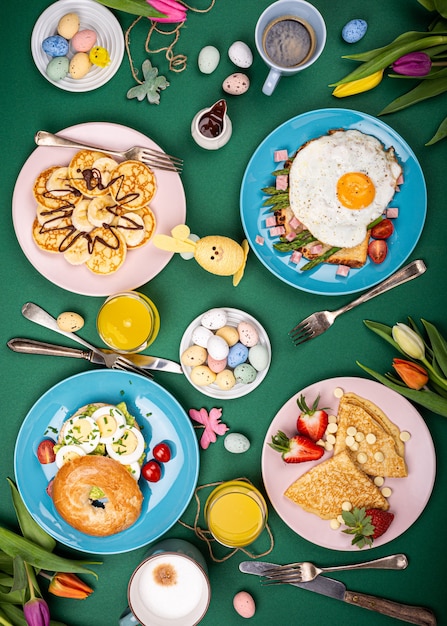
[
  {"left": 240, "top": 108, "right": 427, "bottom": 295},
  {"left": 14, "top": 370, "right": 199, "bottom": 554}
]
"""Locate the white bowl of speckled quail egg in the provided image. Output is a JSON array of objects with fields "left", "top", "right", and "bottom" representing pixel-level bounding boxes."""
[{"left": 180, "top": 307, "right": 271, "bottom": 399}]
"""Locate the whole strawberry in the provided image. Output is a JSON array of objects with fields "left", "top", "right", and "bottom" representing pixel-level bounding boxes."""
[
  {"left": 268, "top": 430, "right": 324, "bottom": 463},
  {"left": 296, "top": 394, "right": 329, "bottom": 441},
  {"left": 342, "top": 507, "right": 395, "bottom": 548}
]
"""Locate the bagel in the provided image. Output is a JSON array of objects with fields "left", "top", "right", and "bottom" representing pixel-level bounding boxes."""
[{"left": 52, "top": 455, "right": 143, "bottom": 536}]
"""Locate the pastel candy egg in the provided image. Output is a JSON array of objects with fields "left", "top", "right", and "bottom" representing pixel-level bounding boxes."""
[
  {"left": 224, "top": 432, "right": 250, "bottom": 454},
  {"left": 181, "top": 345, "right": 207, "bottom": 367},
  {"left": 207, "top": 355, "right": 227, "bottom": 373},
  {"left": 238, "top": 321, "right": 259, "bottom": 347},
  {"left": 42, "top": 35, "right": 69, "bottom": 57},
  {"left": 71, "top": 29, "right": 97, "bottom": 52},
  {"left": 215, "top": 369, "right": 236, "bottom": 390},
  {"left": 234, "top": 363, "right": 257, "bottom": 384},
  {"left": 227, "top": 342, "right": 248, "bottom": 368},
  {"left": 207, "top": 335, "right": 230, "bottom": 361},
  {"left": 248, "top": 344, "right": 269, "bottom": 372},
  {"left": 222, "top": 72, "right": 250, "bottom": 96},
  {"left": 342, "top": 19, "right": 368, "bottom": 43},
  {"left": 57, "top": 311, "right": 84, "bottom": 332},
  {"left": 216, "top": 325, "right": 239, "bottom": 346},
  {"left": 228, "top": 41, "right": 253, "bottom": 68},
  {"left": 69, "top": 52, "right": 91, "bottom": 79},
  {"left": 198, "top": 45, "right": 220, "bottom": 74},
  {"left": 190, "top": 365, "right": 216, "bottom": 386},
  {"left": 57, "top": 13, "right": 80, "bottom": 39},
  {"left": 46, "top": 56, "right": 69, "bottom": 81},
  {"left": 192, "top": 325, "right": 213, "bottom": 348},
  {"left": 201, "top": 308, "right": 227, "bottom": 330},
  {"left": 233, "top": 591, "right": 256, "bottom": 618}
]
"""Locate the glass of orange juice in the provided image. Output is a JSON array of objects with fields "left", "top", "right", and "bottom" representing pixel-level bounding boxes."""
[
  {"left": 97, "top": 291, "right": 160, "bottom": 353},
  {"left": 204, "top": 480, "right": 267, "bottom": 548}
]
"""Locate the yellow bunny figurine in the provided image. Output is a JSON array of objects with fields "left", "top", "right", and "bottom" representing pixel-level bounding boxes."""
[{"left": 153, "top": 224, "right": 249, "bottom": 286}]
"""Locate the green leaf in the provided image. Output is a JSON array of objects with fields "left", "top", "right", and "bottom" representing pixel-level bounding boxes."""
[
  {"left": 357, "top": 362, "right": 447, "bottom": 416},
  {"left": 94, "top": 0, "right": 166, "bottom": 17},
  {"left": 342, "top": 31, "right": 443, "bottom": 63},
  {"left": 417, "top": 0, "right": 437, "bottom": 10},
  {"left": 7, "top": 480, "right": 55, "bottom": 553},
  {"left": 435, "top": 0, "right": 447, "bottom": 18},
  {"left": 0, "top": 602, "right": 27, "bottom": 625},
  {"left": 362, "top": 320, "right": 408, "bottom": 354},
  {"left": 421, "top": 319, "right": 447, "bottom": 376},
  {"left": 380, "top": 74, "right": 447, "bottom": 114},
  {"left": 426, "top": 113, "right": 447, "bottom": 143},
  {"left": 0, "top": 555, "right": 13, "bottom": 576},
  {"left": 10, "top": 560, "right": 25, "bottom": 595}
]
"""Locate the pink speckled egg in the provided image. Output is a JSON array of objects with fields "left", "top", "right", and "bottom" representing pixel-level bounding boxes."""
[
  {"left": 238, "top": 321, "right": 259, "bottom": 347},
  {"left": 233, "top": 591, "right": 256, "bottom": 618},
  {"left": 207, "top": 355, "right": 227, "bottom": 373},
  {"left": 71, "top": 29, "right": 97, "bottom": 52},
  {"left": 222, "top": 72, "right": 250, "bottom": 96}
]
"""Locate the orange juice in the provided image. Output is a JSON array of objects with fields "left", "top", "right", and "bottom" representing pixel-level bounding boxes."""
[
  {"left": 97, "top": 292, "right": 160, "bottom": 353},
  {"left": 204, "top": 480, "right": 267, "bottom": 548}
]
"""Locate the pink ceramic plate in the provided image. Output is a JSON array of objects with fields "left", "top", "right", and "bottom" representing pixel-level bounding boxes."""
[
  {"left": 261, "top": 376, "right": 435, "bottom": 551},
  {"left": 12, "top": 122, "right": 186, "bottom": 296}
]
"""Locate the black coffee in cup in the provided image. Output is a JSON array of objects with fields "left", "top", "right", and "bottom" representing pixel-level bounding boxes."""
[{"left": 262, "top": 16, "right": 316, "bottom": 68}]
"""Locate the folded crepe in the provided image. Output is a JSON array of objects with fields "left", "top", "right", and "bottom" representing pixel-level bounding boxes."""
[
  {"left": 284, "top": 450, "right": 389, "bottom": 520},
  {"left": 333, "top": 392, "right": 407, "bottom": 478}
]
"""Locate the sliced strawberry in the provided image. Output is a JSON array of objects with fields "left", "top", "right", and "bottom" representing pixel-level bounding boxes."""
[
  {"left": 296, "top": 394, "right": 329, "bottom": 441},
  {"left": 268, "top": 430, "right": 324, "bottom": 463},
  {"left": 366, "top": 508, "right": 395, "bottom": 539},
  {"left": 37, "top": 439, "right": 56, "bottom": 464},
  {"left": 342, "top": 506, "right": 394, "bottom": 548}
]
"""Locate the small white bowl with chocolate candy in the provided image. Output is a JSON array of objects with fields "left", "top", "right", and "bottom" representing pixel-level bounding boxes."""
[{"left": 180, "top": 307, "right": 271, "bottom": 399}]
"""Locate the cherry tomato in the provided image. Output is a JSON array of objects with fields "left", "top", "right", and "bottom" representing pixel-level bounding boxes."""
[
  {"left": 142, "top": 460, "right": 162, "bottom": 482},
  {"left": 368, "top": 239, "right": 388, "bottom": 264},
  {"left": 37, "top": 439, "right": 56, "bottom": 464},
  {"left": 370, "top": 218, "right": 394, "bottom": 240},
  {"left": 153, "top": 442, "right": 171, "bottom": 463}
]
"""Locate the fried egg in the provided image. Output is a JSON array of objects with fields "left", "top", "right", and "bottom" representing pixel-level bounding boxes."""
[{"left": 289, "top": 129, "right": 402, "bottom": 248}]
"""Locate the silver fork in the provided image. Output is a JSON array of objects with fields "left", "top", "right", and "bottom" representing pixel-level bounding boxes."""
[
  {"left": 261, "top": 554, "right": 408, "bottom": 585},
  {"left": 289, "top": 259, "right": 426, "bottom": 346},
  {"left": 35, "top": 130, "right": 183, "bottom": 173},
  {"left": 21, "top": 302, "right": 153, "bottom": 379}
]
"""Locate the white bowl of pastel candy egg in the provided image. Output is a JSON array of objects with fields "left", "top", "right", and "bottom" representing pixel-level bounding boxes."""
[{"left": 180, "top": 307, "right": 271, "bottom": 399}]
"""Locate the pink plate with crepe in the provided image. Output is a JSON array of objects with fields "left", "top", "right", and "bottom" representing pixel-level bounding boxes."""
[
  {"left": 12, "top": 122, "right": 185, "bottom": 296},
  {"left": 261, "top": 376, "right": 435, "bottom": 551}
]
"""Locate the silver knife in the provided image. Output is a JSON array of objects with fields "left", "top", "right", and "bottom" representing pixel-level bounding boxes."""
[
  {"left": 7, "top": 338, "right": 183, "bottom": 374},
  {"left": 239, "top": 561, "right": 436, "bottom": 625}
]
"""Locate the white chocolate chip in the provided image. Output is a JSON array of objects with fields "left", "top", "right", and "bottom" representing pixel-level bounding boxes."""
[
  {"left": 330, "top": 518, "right": 341, "bottom": 530},
  {"left": 366, "top": 433, "right": 377, "bottom": 444},
  {"left": 345, "top": 435, "right": 355, "bottom": 447},
  {"left": 400, "top": 430, "right": 411, "bottom": 442},
  {"left": 337, "top": 514, "right": 345, "bottom": 524},
  {"left": 341, "top": 501, "right": 352, "bottom": 511},
  {"left": 355, "top": 431, "right": 365, "bottom": 442},
  {"left": 357, "top": 452, "right": 368, "bottom": 464},
  {"left": 333, "top": 387, "right": 344, "bottom": 398},
  {"left": 316, "top": 439, "right": 325, "bottom": 447},
  {"left": 327, "top": 422, "right": 338, "bottom": 434},
  {"left": 374, "top": 476, "right": 385, "bottom": 487},
  {"left": 325, "top": 441, "right": 334, "bottom": 452},
  {"left": 350, "top": 442, "right": 359, "bottom": 452},
  {"left": 326, "top": 433, "right": 336, "bottom": 445},
  {"left": 381, "top": 487, "right": 392, "bottom": 498},
  {"left": 374, "top": 451, "right": 385, "bottom": 462},
  {"left": 347, "top": 426, "right": 357, "bottom": 436},
  {"left": 328, "top": 414, "right": 338, "bottom": 423}
]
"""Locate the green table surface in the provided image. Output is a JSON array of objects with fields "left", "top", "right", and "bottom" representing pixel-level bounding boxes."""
[{"left": 2, "top": 0, "right": 447, "bottom": 624}]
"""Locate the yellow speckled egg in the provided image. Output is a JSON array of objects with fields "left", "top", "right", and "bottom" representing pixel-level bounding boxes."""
[
  {"left": 181, "top": 345, "right": 207, "bottom": 367},
  {"left": 57, "top": 13, "right": 80, "bottom": 39},
  {"left": 215, "top": 369, "right": 236, "bottom": 390},
  {"left": 69, "top": 52, "right": 91, "bottom": 79},
  {"left": 190, "top": 365, "right": 216, "bottom": 386},
  {"left": 57, "top": 311, "right": 84, "bottom": 332},
  {"left": 216, "top": 325, "right": 239, "bottom": 346}
]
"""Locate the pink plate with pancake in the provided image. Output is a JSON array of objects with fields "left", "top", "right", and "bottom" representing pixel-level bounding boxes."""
[
  {"left": 12, "top": 122, "right": 186, "bottom": 296},
  {"left": 261, "top": 376, "right": 435, "bottom": 551}
]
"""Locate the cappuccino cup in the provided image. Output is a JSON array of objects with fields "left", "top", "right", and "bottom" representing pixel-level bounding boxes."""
[{"left": 255, "top": 0, "right": 326, "bottom": 95}]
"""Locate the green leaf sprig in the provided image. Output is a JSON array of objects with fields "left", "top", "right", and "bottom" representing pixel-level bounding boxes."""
[
  {"left": 357, "top": 318, "right": 447, "bottom": 417},
  {"left": 94, "top": 0, "right": 166, "bottom": 18}
]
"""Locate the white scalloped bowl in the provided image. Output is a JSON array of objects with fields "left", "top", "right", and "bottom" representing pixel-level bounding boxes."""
[
  {"left": 180, "top": 307, "right": 272, "bottom": 399},
  {"left": 31, "top": 0, "right": 124, "bottom": 92}
]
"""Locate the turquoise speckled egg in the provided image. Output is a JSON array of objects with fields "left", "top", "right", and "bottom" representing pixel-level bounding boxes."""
[
  {"left": 234, "top": 363, "right": 257, "bottom": 384},
  {"left": 46, "top": 56, "right": 69, "bottom": 81},
  {"left": 342, "top": 19, "right": 368, "bottom": 43}
]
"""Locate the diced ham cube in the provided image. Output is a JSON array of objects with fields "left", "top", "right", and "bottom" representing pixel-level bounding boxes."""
[
  {"left": 290, "top": 251, "right": 302, "bottom": 264},
  {"left": 336, "top": 264, "right": 350, "bottom": 277},
  {"left": 310, "top": 244, "right": 323, "bottom": 254},
  {"left": 386, "top": 207, "right": 399, "bottom": 219},
  {"left": 269, "top": 226, "right": 286, "bottom": 237},
  {"left": 265, "top": 216, "right": 277, "bottom": 227},
  {"left": 289, "top": 216, "right": 301, "bottom": 230},
  {"left": 255, "top": 234, "right": 264, "bottom": 245},
  {"left": 285, "top": 231, "right": 296, "bottom": 241},
  {"left": 276, "top": 174, "right": 288, "bottom": 190},
  {"left": 274, "top": 149, "right": 288, "bottom": 162}
]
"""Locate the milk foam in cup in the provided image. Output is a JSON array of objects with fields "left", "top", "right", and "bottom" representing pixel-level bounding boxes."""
[
  {"left": 120, "top": 539, "right": 210, "bottom": 626},
  {"left": 255, "top": 0, "right": 326, "bottom": 95}
]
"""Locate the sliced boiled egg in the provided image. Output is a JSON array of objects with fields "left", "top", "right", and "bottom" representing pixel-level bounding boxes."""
[
  {"left": 126, "top": 462, "right": 142, "bottom": 481},
  {"left": 91, "top": 404, "right": 127, "bottom": 444},
  {"left": 60, "top": 415, "right": 101, "bottom": 453},
  {"left": 55, "top": 445, "right": 86, "bottom": 468},
  {"left": 106, "top": 426, "right": 145, "bottom": 466}
]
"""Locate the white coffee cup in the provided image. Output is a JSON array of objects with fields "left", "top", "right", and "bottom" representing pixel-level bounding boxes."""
[
  {"left": 255, "top": 0, "right": 326, "bottom": 95},
  {"left": 120, "top": 539, "right": 210, "bottom": 626}
]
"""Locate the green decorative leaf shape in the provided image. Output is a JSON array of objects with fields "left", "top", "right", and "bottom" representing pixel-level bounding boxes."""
[
  {"left": 380, "top": 74, "right": 447, "bottom": 114},
  {"left": 94, "top": 0, "right": 166, "bottom": 18},
  {"left": 426, "top": 113, "right": 447, "bottom": 143}
]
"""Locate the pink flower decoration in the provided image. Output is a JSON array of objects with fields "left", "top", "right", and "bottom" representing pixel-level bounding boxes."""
[{"left": 188, "top": 407, "right": 229, "bottom": 449}]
